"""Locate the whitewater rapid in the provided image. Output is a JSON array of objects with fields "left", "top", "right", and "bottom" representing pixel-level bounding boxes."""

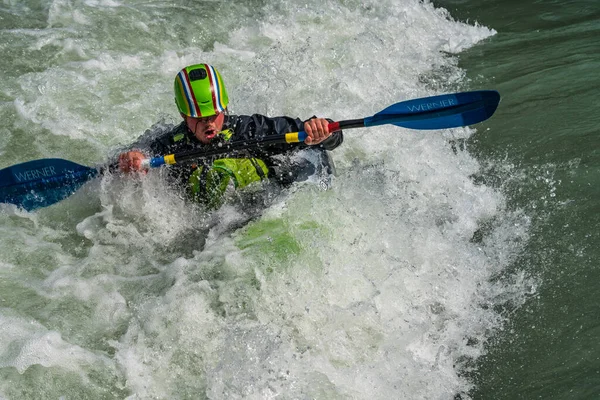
[{"left": 0, "top": 0, "right": 535, "bottom": 398}]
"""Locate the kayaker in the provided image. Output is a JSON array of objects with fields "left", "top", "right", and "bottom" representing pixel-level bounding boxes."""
[{"left": 117, "top": 63, "right": 342, "bottom": 208}]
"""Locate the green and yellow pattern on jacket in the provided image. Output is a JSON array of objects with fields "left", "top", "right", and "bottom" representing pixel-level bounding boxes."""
[{"left": 188, "top": 157, "right": 269, "bottom": 209}]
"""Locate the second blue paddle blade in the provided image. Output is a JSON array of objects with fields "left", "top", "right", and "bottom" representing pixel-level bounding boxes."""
[{"left": 365, "top": 90, "right": 501, "bottom": 130}]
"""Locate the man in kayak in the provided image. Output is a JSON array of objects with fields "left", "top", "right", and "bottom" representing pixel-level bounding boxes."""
[{"left": 118, "top": 63, "right": 342, "bottom": 208}]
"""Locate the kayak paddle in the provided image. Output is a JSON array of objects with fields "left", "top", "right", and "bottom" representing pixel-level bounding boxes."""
[{"left": 0, "top": 90, "right": 500, "bottom": 211}]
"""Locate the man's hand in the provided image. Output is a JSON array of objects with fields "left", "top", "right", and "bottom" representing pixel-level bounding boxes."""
[
  {"left": 304, "top": 118, "right": 331, "bottom": 145},
  {"left": 118, "top": 150, "right": 148, "bottom": 173}
]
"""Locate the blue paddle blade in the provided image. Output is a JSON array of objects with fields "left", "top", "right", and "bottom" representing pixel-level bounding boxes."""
[
  {"left": 0, "top": 158, "right": 99, "bottom": 211},
  {"left": 364, "top": 90, "right": 500, "bottom": 130}
]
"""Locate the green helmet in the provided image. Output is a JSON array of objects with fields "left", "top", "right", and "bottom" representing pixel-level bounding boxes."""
[{"left": 174, "top": 64, "right": 229, "bottom": 118}]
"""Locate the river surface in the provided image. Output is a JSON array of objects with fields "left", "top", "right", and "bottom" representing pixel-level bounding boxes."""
[{"left": 2, "top": 0, "right": 595, "bottom": 399}]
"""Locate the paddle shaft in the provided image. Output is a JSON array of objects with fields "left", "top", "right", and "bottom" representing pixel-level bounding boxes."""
[{"left": 145, "top": 120, "right": 364, "bottom": 168}]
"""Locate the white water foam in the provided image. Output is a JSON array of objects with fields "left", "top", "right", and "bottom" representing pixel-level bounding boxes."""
[{"left": 0, "top": 0, "right": 534, "bottom": 398}]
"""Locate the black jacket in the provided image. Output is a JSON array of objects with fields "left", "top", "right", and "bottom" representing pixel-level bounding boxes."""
[{"left": 128, "top": 113, "right": 343, "bottom": 192}]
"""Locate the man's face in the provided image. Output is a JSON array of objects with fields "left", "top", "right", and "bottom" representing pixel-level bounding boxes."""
[{"left": 184, "top": 112, "right": 225, "bottom": 144}]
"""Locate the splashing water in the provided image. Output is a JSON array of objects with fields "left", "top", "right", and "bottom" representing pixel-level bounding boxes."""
[{"left": 0, "top": 0, "right": 533, "bottom": 398}]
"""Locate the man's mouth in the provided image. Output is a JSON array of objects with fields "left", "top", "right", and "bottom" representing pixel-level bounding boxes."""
[{"left": 204, "top": 129, "right": 217, "bottom": 139}]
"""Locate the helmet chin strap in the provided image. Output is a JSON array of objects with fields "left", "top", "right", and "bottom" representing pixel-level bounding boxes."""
[
  {"left": 193, "top": 119, "right": 202, "bottom": 137},
  {"left": 186, "top": 116, "right": 205, "bottom": 139}
]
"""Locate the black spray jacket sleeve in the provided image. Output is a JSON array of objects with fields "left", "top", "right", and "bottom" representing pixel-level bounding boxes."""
[{"left": 228, "top": 114, "right": 343, "bottom": 154}]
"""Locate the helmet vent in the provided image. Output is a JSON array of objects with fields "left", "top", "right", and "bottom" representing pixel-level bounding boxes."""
[{"left": 189, "top": 68, "right": 207, "bottom": 81}]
